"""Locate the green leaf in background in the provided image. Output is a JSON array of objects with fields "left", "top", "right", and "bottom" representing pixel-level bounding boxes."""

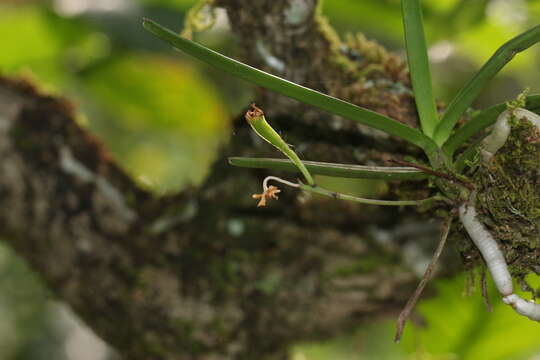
[
  {"left": 0, "top": 6, "right": 107, "bottom": 90},
  {"left": 0, "top": 243, "right": 49, "bottom": 359},
  {"left": 136, "top": 0, "right": 198, "bottom": 10},
  {"left": 83, "top": 54, "right": 228, "bottom": 192},
  {"left": 0, "top": 6, "right": 66, "bottom": 88},
  {"left": 293, "top": 273, "right": 540, "bottom": 360},
  {"left": 322, "top": 0, "right": 485, "bottom": 42},
  {"left": 324, "top": 0, "right": 540, "bottom": 109},
  {"left": 401, "top": 274, "right": 540, "bottom": 360},
  {"left": 322, "top": 0, "right": 402, "bottom": 41},
  {"left": 292, "top": 322, "right": 406, "bottom": 360},
  {"left": 0, "top": 7, "right": 62, "bottom": 67},
  {"left": 433, "top": 23, "right": 540, "bottom": 145}
]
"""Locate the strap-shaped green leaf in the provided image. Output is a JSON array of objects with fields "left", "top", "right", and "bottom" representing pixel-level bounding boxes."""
[
  {"left": 229, "top": 157, "right": 427, "bottom": 180},
  {"left": 401, "top": 0, "right": 439, "bottom": 137},
  {"left": 443, "top": 95, "right": 540, "bottom": 157},
  {"left": 434, "top": 24, "right": 540, "bottom": 145},
  {"left": 143, "top": 19, "right": 438, "bottom": 155}
]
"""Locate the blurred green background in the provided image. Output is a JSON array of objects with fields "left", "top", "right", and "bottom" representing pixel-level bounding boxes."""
[{"left": 1, "top": 0, "right": 540, "bottom": 359}]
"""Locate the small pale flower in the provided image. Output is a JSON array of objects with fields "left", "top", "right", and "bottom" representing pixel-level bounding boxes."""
[{"left": 252, "top": 185, "right": 281, "bottom": 207}]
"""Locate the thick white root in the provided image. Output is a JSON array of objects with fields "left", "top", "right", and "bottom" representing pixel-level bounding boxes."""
[
  {"left": 459, "top": 197, "right": 513, "bottom": 296},
  {"left": 503, "top": 294, "right": 540, "bottom": 322},
  {"left": 466, "top": 106, "right": 540, "bottom": 323}
]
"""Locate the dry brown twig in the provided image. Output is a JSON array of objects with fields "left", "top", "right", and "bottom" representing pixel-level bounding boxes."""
[
  {"left": 481, "top": 266, "right": 493, "bottom": 313},
  {"left": 394, "top": 215, "right": 454, "bottom": 343}
]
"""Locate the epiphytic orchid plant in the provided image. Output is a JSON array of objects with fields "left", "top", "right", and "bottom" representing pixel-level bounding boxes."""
[{"left": 143, "top": 0, "right": 540, "bottom": 340}]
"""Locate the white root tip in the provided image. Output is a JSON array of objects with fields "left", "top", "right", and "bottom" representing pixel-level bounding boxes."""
[
  {"left": 503, "top": 294, "right": 540, "bottom": 322},
  {"left": 502, "top": 294, "right": 519, "bottom": 305}
]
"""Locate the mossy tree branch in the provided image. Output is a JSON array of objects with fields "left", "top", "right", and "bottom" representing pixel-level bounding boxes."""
[
  {"left": 0, "top": 75, "right": 438, "bottom": 360},
  {"left": 0, "top": 1, "right": 455, "bottom": 359}
]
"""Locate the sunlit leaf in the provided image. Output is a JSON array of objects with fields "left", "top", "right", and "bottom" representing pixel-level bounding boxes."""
[
  {"left": 0, "top": 6, "right": 103, "bottom": 88},
  {"left": 400, "top": 274, "right": 540, "bottom": 360},
  {"left": 83, "top": 54, "right": 228, "bottom": 192}
]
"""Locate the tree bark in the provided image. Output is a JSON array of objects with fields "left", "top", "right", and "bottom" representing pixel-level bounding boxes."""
[
  {"left": 0, "top": 1, "right": 448, "bottom": 359},
  {"left": 214, "top": 0, "right": 420, "bottom": 130}
]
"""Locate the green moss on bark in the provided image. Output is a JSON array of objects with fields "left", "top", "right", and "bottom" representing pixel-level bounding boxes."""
[{"left": 460, "top": 113, "right": 540, "bottom": 294}]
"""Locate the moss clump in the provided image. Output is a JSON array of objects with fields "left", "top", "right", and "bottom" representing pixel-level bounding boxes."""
[{"left": 469, "top": 114, "right": 540, "bottom": 293}]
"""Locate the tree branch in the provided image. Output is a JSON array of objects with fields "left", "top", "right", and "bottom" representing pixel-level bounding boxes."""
[{"left": 0, "top": 2, "right": 450, "bottom": 359}]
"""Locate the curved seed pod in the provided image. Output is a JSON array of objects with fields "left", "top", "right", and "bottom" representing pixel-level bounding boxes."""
[
  {"left": 482, "top": 108, "right": 540, "bottom": 161},
  {"left": 245, "top": 104, "right": 315, "bottom": 186},
  {"left": 459, "top": 194, "right": 513, "bottom": 296},
  {"left": 503, "top": 294, "right": 540, "bottom": 322}
]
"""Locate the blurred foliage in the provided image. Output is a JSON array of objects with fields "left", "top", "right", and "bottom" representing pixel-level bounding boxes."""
[
  {"left": 0, "top": 243, "right": 55, "bottom": 360},
  {"left": 0, "top": 1, "right": 229, "bottom": 193},
  {"left": 402, "top": 273, "right": 540, "bottom": 360},
  {"left": 136, "top": 0, "right": 195, "bottom": 10},
  {"left": 324, "top": 0, "right": 540, "bottom": 105},
  {"left": 82, "top": 54, "right": 227, "bottom": 191},
  {"left": 0, "top": 5, "right": 94, "bottom": 89},
  {"left": 1, "top": 0, "right": 540, "bottom": 359},
  {"left": 292, "top": 321, "right": 407, "bottom": 360},
  {"left": 294, "top": 274, "right": 540, "bottom": 360}
]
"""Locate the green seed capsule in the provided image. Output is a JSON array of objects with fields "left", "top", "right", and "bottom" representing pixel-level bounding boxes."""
[{"left": 245, "top": 104, "right": 315, "bottom": 186}]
